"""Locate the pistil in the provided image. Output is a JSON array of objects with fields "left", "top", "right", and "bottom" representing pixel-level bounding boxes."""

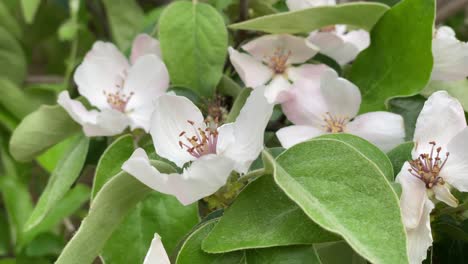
[
  {"left": 408, "top": 141, "right": 449, "bottom": 188},
  {"left": 266, "top": 48, "right": 291, "bottom": 74}
]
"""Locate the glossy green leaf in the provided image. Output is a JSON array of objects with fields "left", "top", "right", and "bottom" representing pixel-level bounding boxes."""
[
  {"left": 24, "top": 134, "right": 89, "bottom": 231},
  {"left": 56, "top": 162, "right": 175, "bottom": 264},
  {"left": 159, "top": 1, "right": 228, "bottom": 98},
  {"left": 21, "top": 0, "right": 40, "bottom": 24},
  {"left": 387, "top": 142, "right": 414, "bottom": 178},
  {"left": 348, "top": 0, "right": 435, "bottom": 112},
  {"left": 388, "top": 95, "right": 426, "bottom": 141},
  {"left": 91, "top": 134, "right": 134, "bottom": 199},
  {"left": 202, "top": 175, "right": 339, "bottom": 253},
  {"left": 273, "top": 134, "right": 408, "bottom": 263},
  {"left": 9, "top": 103, "right": 81, "bottom": 162},
  {"left": 0, "top": 27, "right": 26, "bottom": 84},
  {"left": 421, "top": 80, "right": 468, "bottom": 112},
  {"left": 229, "top": 2, "right": 388, "bottom": 34}
]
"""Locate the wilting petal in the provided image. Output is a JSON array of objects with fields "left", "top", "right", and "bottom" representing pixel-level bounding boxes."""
[
  {"left": 74, "top": 41, "right": 129, "bottom": 109},
  {"left": 242, "top": 34, "right": 318, "bottom": 64},
  {"left": 286, "top": 0, "right": 336, "bottom": 11},
  {"left": 433, "top": 184, "right": 458, "bottom": 207},
  {"left": 122, "top": 149, "right": 234, "bottom": 205},
  {"left": 396, "top": 163, "right": 428, "bottom": 229},
  {"left": 228, "top": 47, "right": 273, "bottom": 88},
  {"left": 143, "top": 234, "right": 170, "bottom": 264},
  {"left": 124, "top": 54, "right": 169, "bottom": 109},
  {"left": 217, "top": 86, "right": 273, "bottom": 173},
  {"left": 320, "top": 69, "right": 361, "bottom": 118},
  {"left": 442, "top": 127, "right": 468, "bottom": 192},
  {"left": 151, "top": 95, "right": 205, "bottom": 167},
  {"left": 131, "top": 34, "right": 162, "bottom": 64},
  {"left": 276, "top": 125, "right": 325, "bottom": 149},
  {"left": 308, "top": 31, "right": 360, "bottom": 65},
  {"left": 58, "top": 91, "right": 129, "bottom": 137},
  {"left": 413, "top": 91, "right": 466, "bottom": 156},
  {"left": 347, "top": 112, "right": 405, "bottom": 152},
  {"left": 265, "top": 75, "right": 292, "bottom": 104},
  {"left": 431, "top": 26, "right": 468, "bottom": 81},
  {"left": 286, "top": 63, "right": 330, "bottom": 82},
  {"left": 406, "top": 198, "right": 434, "bottom": 264}
]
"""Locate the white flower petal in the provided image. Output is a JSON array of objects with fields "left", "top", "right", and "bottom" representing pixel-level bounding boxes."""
[
  {"left": 131, "top": 34, "right": 162, "bottom": 64},
  {"left": 320, "top": 69, "right": 361, "bottom": 118},
  {"left": 341, "top": 29, "right": 370, "bottom": 52},
  {"left": 286, "top": 0, "right": 336, "bottom": 11},
  {"left": 308, "top": 31, "right": 360, "bottom": 65},
  {"left": 124, "top": 54, "right": 169, "bottom": 110},
  {"left": 433, "top": 184, "right": 458, "bottom": 207},
  {"left": 276, "top": 125, "right": 325, "bottom": 149},
  {"left": 127, "top": 105, "right": 154, "bottom": 132},
  {"left": 286, "top": 63, "right": 330, "bottom": 82},
  {"left": 265, "top": 75, "right": 292, "bottom": 104},
  {"left": 347, "top": 112, "right": 405, "bottom": 152},
  {"left": 228, "top": 47, "right": 273, "bottom": 88},
  {"left": 431, "top": 27, "right": 468, "bottom": 81},
  {"left": 406, "top": 198, "right": 434, "bottom": 264},
  {"left": 413, "top": 91, "right": 466, "bottom": 156},
  {"left": 73, "top": 41, "right": 129, "bottom": 109},
  {"left": 151, "top": 95, "right": 205, "bottom": 167},
  {"left": 396, "top": 163, "right": 428, "bottom": 229},
  {"left": 442, "top": 127, "right": 468, "bottom": 192},
  {"left": 242, "top": 34, "right": 318, "bottom": 64},
  {"left": 143, "top": 233, "right": 170, "bottom": 264},
  {"left": 217, "top": 86, "right": 274, "bottom": 173}
]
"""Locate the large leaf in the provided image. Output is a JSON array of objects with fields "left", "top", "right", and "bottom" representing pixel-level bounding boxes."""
[
  {"left": 159, "top": 1, "right": 228, "bottom": 98},
  {"left": 101, "top": 0, "right": 145, "bottom": 51},
  {"left": 203, "top": 175, "right": 339, "bottom": 253},
  {"left": 273, "top": 134, "right": 408, "bottom": 263},
  {"left": 348, "top": 0, "right": 435, "bottom": 112},
  {"left": 229, "top": 2, "right": 388, "bottom": 34},
  {"left": 421, "top": 80, "right": 468, "bottom": 112},
  {"left": 91, "top": 134, "right": 134, "bottom": 199},
  {"left": 0, "top": 27, "right": 26, "bottom": 84},
  {"left": 9, "top": 103, "right": 81, "bottom": 162},
  {"left": 24, "top": 134, "right": 89, "bottom": 231},
  {"left": 55, "top": 163, "right": 175, "bottom": 264}
]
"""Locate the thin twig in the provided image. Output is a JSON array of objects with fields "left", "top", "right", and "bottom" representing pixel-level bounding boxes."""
[{"left": 26, "top": 75, "right": 64, "bottom": 84}]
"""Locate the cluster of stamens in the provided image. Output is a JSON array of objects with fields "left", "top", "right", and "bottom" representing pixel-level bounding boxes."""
[
  {"left": 266, "top": 48, "right": 291, "bottom": 74},
  {"left": 179, "top": 120, "right": 219, "bottom": 158},
  {"left": 408, "top": 141, "right": 449, "bottom": 188},
  {"left": 323, "top": 112, "right": 348, "bottom": 133},
  {"left": 104, "top": 90, "right": 134, "bottom": 113}
]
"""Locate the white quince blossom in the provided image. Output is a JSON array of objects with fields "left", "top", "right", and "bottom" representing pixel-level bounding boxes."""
[
  {"left": 58, "top": 34, "right": 169, "bottom": 137},
  {"left": 122, "top": 87, "right": 273, "bottom": 205},
  {"left": 143, "top": 233, "right": 170, "bottom": 264},
  {"left": 276, "top": 69, "right": 405, "bottom": 152},
  {"left": 228, "top": 34, "right": 326, "bottom": 103},
  {"left": 286, "top": 0, "right": 335, "bottom": 10},
  {"left": 431, "top": 26, "right": 468, "bottom": 82},
  {"left": 396, "top": 91, "right": 468, "bottom": 264}
]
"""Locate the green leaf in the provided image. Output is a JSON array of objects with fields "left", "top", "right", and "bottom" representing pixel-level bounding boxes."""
[
  {"left": 56, "top": 163, "right": 175, "bottom": 264},
  {"left": 9, "top": 103, "right": 81, "bottom": 162},
  {"left": 36, "top": 136, "right": 75, "bottom": 173},
  {"left": 159, "top": 1, "right": 228, "bottom": 98},
  {"left": 273, "top": 134, "right": 408, "bottom": 263},
  {"left": 0, "top": 210, "right": 9, "bottom": 255},
  {"left": 91, "top": 134, "right": 134, "bottom": 199},
  {"left": 246, "top": 245, "right": 322, "bottom": 264},
  {"left": 24, "top": 233, "right": 64, "bottom": 257},
  {"left": 102, "top": 0, "right": 145, "bottom": 51},
  {"left": 0, "top": 105, "right": 18, "bottom": 132},
  {"left": 217, "top": 75, "right": 242, "bottom": 98},
  {"left": 0, "top": 2, "right": 21, "bottom": 39},
  {"left": 0, "top": 27, "right": 26, "bottom": 84},
  {"left": 229, "top": 2, "right": 388, "bottom": 34},
  {"left": 348, "top": 0, "right": 435, "bottom": 112},
  {"left": 388, "top": 95, "right": 426, "bottom": 141},
  {"left": 386, "top": 142, "right": 414, "bottom": 178},
  {"left": 421, "top": 80, "right": 468, "bottom": 112},
  {"left": 102, "top": 192, "right": 198, "bottom": 263},
  {"left": 0, "top": 78, "right": 47, "bottom": 120},
  {"left": 226, "top": 88, "right": 252, "bottom": 123},
  {"left": 24, "top": 134, "right": 89, "bottom": 231},
  {"left": 202, "top": 175, "right": 339, "bottom": 253},
  {"left": 20, "top": 0, "right": 40, "bottom": 24},
  {"left": 315, "top": 241, "right": 367, "bottom": 264}
]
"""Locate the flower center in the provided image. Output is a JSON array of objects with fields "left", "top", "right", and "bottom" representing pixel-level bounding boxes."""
[
  {"left": 323, "top": 112, "right": 348, "bottom": 133},
  {"left": 408, "top": 141, "right": 449, "bottom": 189},
  {"left": 104, "top": 90, "right": 134, "bottom": 113},
  {"left": 179, "top": 120, "right": 219, "bottom": 158},
  {"left": 266, "top": 48, "right": 291, "bottom": 74},
  {"left": 320, "top": 25, "right": 336, "bottom": 32}
]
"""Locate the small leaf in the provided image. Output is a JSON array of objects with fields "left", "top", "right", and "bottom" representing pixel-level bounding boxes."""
[
  {"left": 36, "top": 136, "right": 75, "bottom": 173},
  {"left": 217, "top": 75, "right": 242, "bottom": 98},
  {"left": 246, "top": 245, "right": 322, "bottom": 263},
  {"left": 0, "top": 2, "right": 21, "bottom": 39},
  {"left": 386, "top": 142, "right": 414, "bottom": 178},
  {"left": 229, "top": 2, "right": 389, "bottom": 34},
  {"left": 0, "top": 27, "right": 26, "bottom": 84},
  {"left": 225, "top": 88, "right": 252, "bottom": 123},
  {"left": 20, "top": 0, "right": 40, "bottom": 24},
  {"left": 159, "top": 1, "right": 228, "bottom": 98},
  {"left": 388, "top": 95, "right": 426, "bottom": 141}
]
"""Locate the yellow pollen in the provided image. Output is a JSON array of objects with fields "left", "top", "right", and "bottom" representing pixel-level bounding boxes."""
[
  {"left": 323, "top": 112, "right": 348, "bottom": 133},
  {"left": 266, "top": 48, "right": 291, "bottom": 74},
  {"left": 103, "top": 90, "right": 134, "bottom": 113}
]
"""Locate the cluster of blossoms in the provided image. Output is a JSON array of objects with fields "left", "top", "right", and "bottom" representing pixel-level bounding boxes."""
[{"left": 58, "top": 1, "right": 468, "bottom": 263}]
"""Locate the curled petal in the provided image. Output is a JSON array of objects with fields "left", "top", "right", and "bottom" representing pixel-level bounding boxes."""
[
  {"left": 443, "top": 127, "right": 468, "bottom": 192},
  {"left": 406, "top": 198, "right": 434, "bottom": 264},
  {"left": 228, "top": 47, "right": 273, "bottom": 88},
  {"left": 433, "top": 184, "right": 458, "bottom": 207},
  {"left": 143, "top": 233, "right": 170, "bottom": 264},
  {"left": 131, "top": 34, "right": 162, "bottom": 64},
  {"left": 276, "top": 125, "right": 325, "bottom": 149}
]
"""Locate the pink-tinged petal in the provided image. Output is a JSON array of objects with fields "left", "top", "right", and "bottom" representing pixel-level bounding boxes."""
[
  {"left": 308, "top": 31, "right": 360, "bottom": 65},
  {"left": 320, "top": 69, "right": 361, "bottom": 118},
  {"left": 228, "top": 47, "right": 273, "bottom": 88},
  {"left": 242, "top": 34, "right": 318, "bottom": 64},
  {"left": 413, "top": 91, "right": 466, "bottom": 157},
  {"left": 143, "top": 234, "right": 170, "bottom": 264},
  {"left": 406, "top": 198, "right": 434, "bottom": 264},
  {"left": 341, "top": 29, "right": 370, "bottom": 52},
  {"left": 281, "top": 78, "right": 327, "bottom": 127},
  {"left": 127, "top": 105, "right": 154, "bottom": 132},
  {"left": 131, "top": 34, "right": 162, "bottom": 64},
  {"left": 264, "top": 75, "right": 292, "bottom": 104},
  {"left": 124, "top": 54, "right": 169, "bottom": 110},
  {"left": 433, "top": 184, "right": 458, "bottom": 207},
  {"left": 286, "top": 0, "right": 336, "bottom": 11},
  {"left": 151, "top": 95, "right": 205, "bottom": 167},
  {"left": 442, "top": 127, "right": 468, "bottom": 192},
  {"left": 347, "top": 112, "right": 405, "bottom": 152},
  {"left": 276, "top": 125, "right": 325, "bottom": 149},
  {"left": 396, "top": 163, "right": 428, "bottom": 229},
  {"left": 73, "top": 41, "right": 129, "bottom": 109},
  {"left": 58, "top": 91, "right": 99, "bottom": 125},
  {"left": 217, "top": 86, "right": 274, "bottom": 173},
  {"left": 286, "top": 63, "right": 330, "bottom": 82}
]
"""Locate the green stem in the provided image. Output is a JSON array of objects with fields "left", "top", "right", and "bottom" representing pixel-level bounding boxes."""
[{"left": 238, "top": 168, "right": 266, "bottom": 183}]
